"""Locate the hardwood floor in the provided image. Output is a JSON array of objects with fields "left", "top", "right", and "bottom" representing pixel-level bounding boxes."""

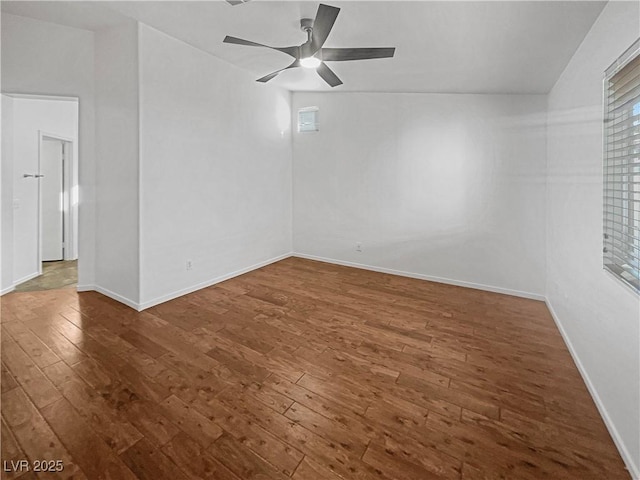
[{"left": 0, "top": 257, "right": 629, "bottom": 479}]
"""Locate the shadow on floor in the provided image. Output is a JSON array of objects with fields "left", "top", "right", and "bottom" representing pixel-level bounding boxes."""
[{"left": 14, "top": 260, "right": 77, "bottom": 292}]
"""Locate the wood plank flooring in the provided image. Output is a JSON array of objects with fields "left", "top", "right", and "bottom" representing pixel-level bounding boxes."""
[{"left": 0, "top": 257, "right": 629, "bottom": 479}]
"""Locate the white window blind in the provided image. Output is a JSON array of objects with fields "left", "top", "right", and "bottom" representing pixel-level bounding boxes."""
[{"left": 604, "top": 39, "right": 640, "bottom": 293}]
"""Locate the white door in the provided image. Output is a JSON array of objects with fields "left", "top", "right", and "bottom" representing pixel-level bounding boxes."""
[{"left": 41, "top": 138, "right": 64, "bottom": 261}]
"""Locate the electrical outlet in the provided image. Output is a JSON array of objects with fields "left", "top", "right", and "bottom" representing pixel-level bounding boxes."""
[
  {"left": 186, "top": 260, "right": 193, "bottom": 271},
  {"left": 356, "top": 242, "right": 362, "bottom": 252}
]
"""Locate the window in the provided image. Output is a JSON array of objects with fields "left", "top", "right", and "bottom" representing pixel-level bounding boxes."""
[
  {"left": 298, "top": 107, "right": 319, "bottom": 133},
  {"left": 604, "top": 39, "right": 640, "bottom": 293}
]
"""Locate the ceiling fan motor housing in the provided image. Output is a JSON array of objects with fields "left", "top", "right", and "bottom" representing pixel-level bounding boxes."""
[{"left": 300, "top": 18, "right": 314, "bottom": 33}]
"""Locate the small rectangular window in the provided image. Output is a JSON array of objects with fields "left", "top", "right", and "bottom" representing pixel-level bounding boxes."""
[
  {"left": 603, "top": 38, "right": 640, "bottom": 293},
  {"left": 298, "top": 107, "right": 319, "bottom": 133}
]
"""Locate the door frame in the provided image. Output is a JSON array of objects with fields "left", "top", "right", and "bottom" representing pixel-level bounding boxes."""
[{"left": 38, "top": 131, "right": 74, "bottom": 272}]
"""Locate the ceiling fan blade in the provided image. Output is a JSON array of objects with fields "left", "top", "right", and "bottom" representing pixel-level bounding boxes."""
[
  {"left": 223, "top": 36, "right": 298, "bottom": 58},
  {"left": 316, "top": 62, "right": 342, "bottom": 87},
  {"left": 256, "top": 60, "right": 300, "bottom": 83},
  {"left": 321, "top": 47, "right": 395, "bottom": 62},
  {"left": 311, "top": 4, "right": 340, "bottom": 52},
  {"left": 223, "top": 35, "right": 268, "bottom": 48}
]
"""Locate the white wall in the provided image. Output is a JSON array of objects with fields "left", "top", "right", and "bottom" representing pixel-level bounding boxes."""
[
  {"left": 292, "top": 92, "right": 547, "bottom": 298},
  {"left": 2, "top": 15, "right": 292, "bottom": 308},
  {"left": 1, "top": 95, "right": 14, "bottom": 294},
  {"left": 1, "top": 14, "right": 95, "bottom": 288},
  {"left": 94, "top": 21, "right": 140, "bottom": 306},
  {"left": 8, "top": 97, "right": 78, "bottom": 284},
  {"left": 137, "top": 25, "right": 292, "bottom": 307},
  {"left": 546, "top": 1, "right": 640, "bottom": 477}
]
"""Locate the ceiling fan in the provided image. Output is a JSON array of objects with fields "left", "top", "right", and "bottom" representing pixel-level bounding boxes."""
[{"left": 223, "top": 3, "right": 396, "bottom": 87}]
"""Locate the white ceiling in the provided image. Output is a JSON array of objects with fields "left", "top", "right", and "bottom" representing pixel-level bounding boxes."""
[
  {"left": 2, "top": 1, "right": 606, "bottom": 93},
  {"left": 1, "top": 1, "right": 133, "bottom": 31}
]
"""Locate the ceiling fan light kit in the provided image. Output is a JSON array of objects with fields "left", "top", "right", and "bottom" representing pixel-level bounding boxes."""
[
  {"left": 222, "top": 3, "right": 396, "bottom": 87},
  {"left": 300, "top": 56, "right": 322, "bottom": 69}
]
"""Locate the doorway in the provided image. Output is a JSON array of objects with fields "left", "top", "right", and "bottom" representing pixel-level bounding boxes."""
[
  {"left": 2, "top": 94, "right": 79, "bottom": 292},
  {"left": 14, "top": 135, "right": 77, "bottom": 292}
]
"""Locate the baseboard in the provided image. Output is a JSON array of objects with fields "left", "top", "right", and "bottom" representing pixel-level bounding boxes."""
[
  {"left": 75, "top": 284, "right": 140, "bottom": 311},
  {"left": 292, "top": 252, "right": 545, "bottom": 301},
  {"left": 12, "top": 271, "right": 40, "bottom": 287},
  {"left": 137, "top": 252, "right": 293, "bottom": 311},
  {"left": 546, "top": 299, "right": 640, "bottom": 480},
  {"left": 3, "top": 271, "right": 42, "bottom": 295},
  {"left": 0, "top": 285, "right": 15, "bottom": 296}
]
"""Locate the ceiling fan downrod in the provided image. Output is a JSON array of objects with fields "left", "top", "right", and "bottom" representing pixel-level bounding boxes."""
[{"left": 300, "top": 18, "right": 314, "bottom": 42}]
